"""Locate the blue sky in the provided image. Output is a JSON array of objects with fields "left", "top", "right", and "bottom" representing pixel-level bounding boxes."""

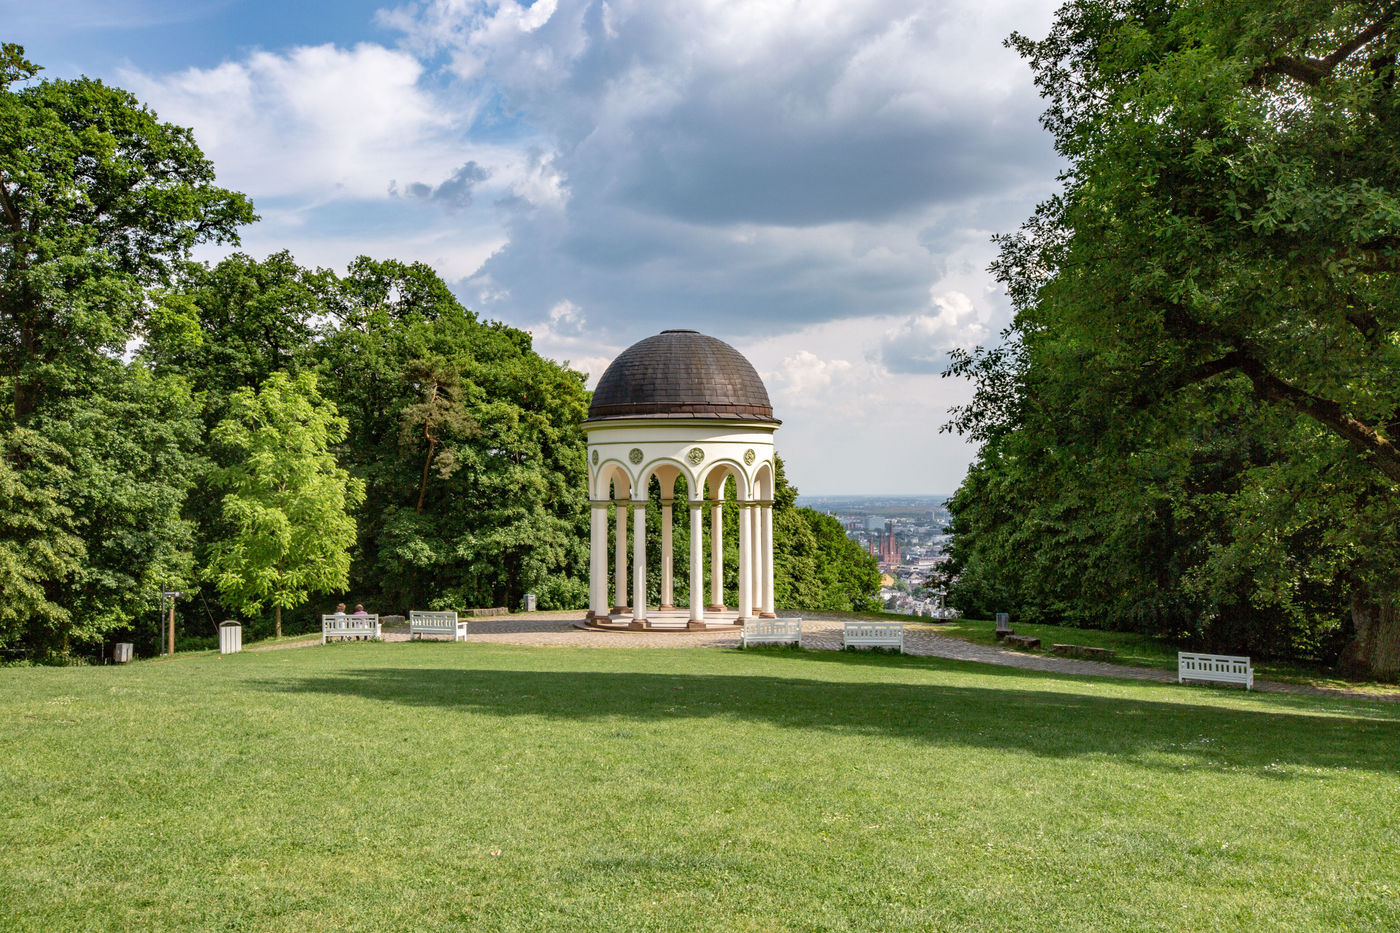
[{"left": 5, "top": 0, "right": 1064, "bottom": 495}]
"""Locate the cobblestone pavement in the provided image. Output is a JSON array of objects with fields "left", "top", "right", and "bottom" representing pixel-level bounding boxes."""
[{"left": 262, "top": 612, "right": 1397, "bottom": 702}]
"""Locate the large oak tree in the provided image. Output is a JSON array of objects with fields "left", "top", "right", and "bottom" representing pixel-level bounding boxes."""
[{"left": 948, "top": 2, "right": 1400, "bottom": 673}]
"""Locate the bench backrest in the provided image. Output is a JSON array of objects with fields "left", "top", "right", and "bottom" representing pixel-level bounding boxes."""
[
  {"left": 844, "top": 622, "right": 903, "bottom": 640},
  {"left": 743, "top": 619, "right": 801, "bottom": 637},
  {"left": 322, "top": 614, "right": 379, "bottom": 630},
  {"left": 1178, "top": 652, "right": 1251, "bottom": 678},
  {"left": 410, "top": 610, "right": 460, "bottom": 627}
]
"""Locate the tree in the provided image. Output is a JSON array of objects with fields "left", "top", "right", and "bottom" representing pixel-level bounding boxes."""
[
  {"left": 946, "top": 1, "right": 1400, "bottom": 672},
  {"left": 205, "top": 372, "right": 364, "bottom": 637},
  {"left": 1, "top": 48, "right": 254, "bottom": 422},
  {"left": 0, "top": 47, "right": 253, "bottom": 658}
]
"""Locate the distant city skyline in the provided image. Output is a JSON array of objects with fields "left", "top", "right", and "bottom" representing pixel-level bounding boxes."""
[{"left": 4, "top": 0, "right": 1064, "bottom": 495}]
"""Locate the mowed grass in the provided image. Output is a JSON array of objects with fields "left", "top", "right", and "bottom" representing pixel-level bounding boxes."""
[
  {"left": 926, "top": 617, "right": 1192, "bottom": 668},
  {"left": 2, "top": 644, "right": 1398, "bottom": 932},
  {"left": 921, "top": 616, "right": 1400, "bottom": 692}
]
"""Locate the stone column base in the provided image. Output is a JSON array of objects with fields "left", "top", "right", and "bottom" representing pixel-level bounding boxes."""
[
  {"left": 686, "top": 619, "right": 707, "bottom": 630},
  {"left": 759, "top": 611, "right": 777, "bottom": 618},
  {"left": 706, "top": 604, "right": 727, "bottom": 612},
  {"left": 732, "top": 618, "right": 747, "bottom": 626},
  {"left": 628, "top": 619, "right": 649, "bottom": 631},
  {"left": 612, "top": 606, "right": 629, "bottom": 615},
  {"left": 659, "top": 603, "right": 675, "bottom": 611}
]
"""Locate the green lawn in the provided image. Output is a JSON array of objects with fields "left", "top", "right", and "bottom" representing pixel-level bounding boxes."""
[
  {"left": 923, "top": 617, "right": 1185, "bottom": 667},
  {"left": 918, "top": 616, "right": 1400, "bottom": 693},
  {"left": 3, "top": 643, "right": 1398, "bottom": 931}
]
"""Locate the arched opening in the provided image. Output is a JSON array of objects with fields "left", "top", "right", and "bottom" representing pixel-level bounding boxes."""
[
  {"left": 752, "top": 461, "right": 775, "bottom": 616},
  {"left": 630, "top": 462, "right": 679, "bottom": 622},
  {"left": 587, "top": 463, "right": 633, "bottom": 620},
  {"left": 700, "top": 463, "right": 752, "bottom": 621}
]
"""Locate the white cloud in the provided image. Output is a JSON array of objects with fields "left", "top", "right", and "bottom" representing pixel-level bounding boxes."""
[
  {"left": 737, "top": 316, "right": 980, "bottom": 495},
  {"left": 877, "top": 289, "right": 993, "bottom": 374},
  {"left": 123, "top": 44, "right": 453, "bottom": 201},
  {"left": 98, "top": 0, "right": 1066, "bottom": 493},
  {"left": 771, "top": 350, "right": 856, "bottom": 403}
]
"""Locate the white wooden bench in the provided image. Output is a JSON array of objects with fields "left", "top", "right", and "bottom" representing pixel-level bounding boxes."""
[
  {"left": 742, "top": 618, "right": 802, "bottom": 647},
  {"left": 1178, "top": 652, "right": 1252, "bottom": 690},
  {"left": 843, "top": 621, "right": 904, "bottom": 652},
  {"left": 322, "top": 614, "right": 380, "bottom": 643},
  {"left": 410, "top": 610, "right": 467, "bottom": 642}
]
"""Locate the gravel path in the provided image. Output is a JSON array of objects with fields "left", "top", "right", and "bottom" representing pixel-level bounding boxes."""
[{"left": 248, "top": 612, "right": 1397, "bottom": 702}]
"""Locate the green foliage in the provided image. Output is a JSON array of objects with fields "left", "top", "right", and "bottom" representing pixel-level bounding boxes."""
[
  {"left": 0, "top": 47, "right": 253, "bottom": 658},
  {"left": 0, "top": 43, "right": 40, "bottom": 90},
  {"left": 205, "top": 372, "right": 364, "bottom": 631},
  {"left": 38, "top": 364, "right": 204, "bottom": 646},
  {"left": 0, "top": 54, "right": 254, "bottom": 422},
  {"left": 144, "top": 251, "right": 324, "bottom": 406},
  {"left": 0, "top": 427, "right": 83, "bottom": 650},
  {"left": 311, "top": 258, "right": 591, "bottom": 612},
  {"left": 945, "top": 1, "right": 1400, "bottom": 670}
]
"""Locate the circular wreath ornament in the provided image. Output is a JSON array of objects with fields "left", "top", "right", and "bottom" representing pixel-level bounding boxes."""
[
  {"left": 591, "top": 450, "right": 599, "bottom": 466},
  {"left": 744, "top": 448, "right": 756, "bottom": 465},
  {"left": 688, "top": 446, "right": 705, "bottom": 465},
  {"left": 629, "top": 447, "right": 644, "bottom": 465}
]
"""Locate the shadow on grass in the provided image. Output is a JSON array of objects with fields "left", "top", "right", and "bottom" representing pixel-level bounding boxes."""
[{"left": 254, "top": 655, "right": 1400, "bottom": 777}]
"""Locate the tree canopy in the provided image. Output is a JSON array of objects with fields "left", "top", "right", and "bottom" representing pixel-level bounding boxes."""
[{"left": 944, "top": 1, "right": 1400, "bottom": 674}]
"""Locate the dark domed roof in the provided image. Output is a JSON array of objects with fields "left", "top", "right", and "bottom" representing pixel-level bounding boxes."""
[{"left": 586, "top": 330, "right": 778, "bottom": 423}]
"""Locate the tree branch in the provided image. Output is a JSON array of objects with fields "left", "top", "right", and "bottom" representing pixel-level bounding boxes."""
[
  {"left": 1233, "top": 348, "right": 1400, "bottom": 485},
  {"left": 0, "top": 182, "right": 22, "bottom": 234},
  {"left": 1250, "top": 9, "right": 1397, "bottom": 86}
]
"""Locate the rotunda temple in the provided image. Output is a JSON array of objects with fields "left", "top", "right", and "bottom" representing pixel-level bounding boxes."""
[{"left": 584, "top": 330, "right": 780, "bottom": 629}]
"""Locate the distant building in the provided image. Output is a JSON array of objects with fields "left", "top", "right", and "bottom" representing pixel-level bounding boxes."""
[{"left": 878, "top": 519, "right": 899, "bottom": 564}]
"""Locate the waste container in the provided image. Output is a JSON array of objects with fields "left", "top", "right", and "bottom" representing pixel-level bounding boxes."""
[
  {"left": 524, "top": 593, "right": 537, "bottom": 612},
  {"left": 218, "top": 620, "right": 243, "bottom": 655},
  {"left": 113, "top": 643, "right": 133, "bottom": 664}
]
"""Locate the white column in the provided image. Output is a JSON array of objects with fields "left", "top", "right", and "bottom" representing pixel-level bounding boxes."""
[
  {"left": 751, "top": 506, "right": 763, "bottom": 612},
  {"left": 589, "top": 504, "right": 607, "bottom": 618},
  {"left": 709, "top": 498, "right": 724, "bottom": 609},
  {"left": 631, "top": 503, "right": 648, "bottom": 628},
  {"left": 660, "top": 497, "right": 674, "bottom": 609},
  {"left": 613, "top": 500, "right": 629, "bottom": 612},
  {"left": 761, "top": 503, "right": 775, "bottom": 616},
  {"left": 688, "top": 501, "right": 705, "bottom": 628},
  {"left": 737, "top": 502, "right": 753, "bottom": 621}
]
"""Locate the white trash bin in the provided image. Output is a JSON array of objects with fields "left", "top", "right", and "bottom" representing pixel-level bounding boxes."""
[
  {"left": 524, "top": 593, "right": 537, "bottom": 612},
  {"left": 113, "top": 643, "right": 133, "bottom": 664},
  {"left": 218, "top": 620, "right": 243, "bottom": 655}
]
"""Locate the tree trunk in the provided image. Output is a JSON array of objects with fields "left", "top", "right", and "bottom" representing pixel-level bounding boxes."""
[
  {"left": 416, "top": 437, "right": 438, "bottom": 514},
  {"left": 1341, "top": 586, "right": 1400, "bottom": 678},
  {"left": 275, "top": 604, "right": 282, "bottom": 639}
]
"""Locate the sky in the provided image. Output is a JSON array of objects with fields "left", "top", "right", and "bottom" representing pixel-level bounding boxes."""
[{"left": 5, "top": 0, "right": 1064, "bottom": 495}]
